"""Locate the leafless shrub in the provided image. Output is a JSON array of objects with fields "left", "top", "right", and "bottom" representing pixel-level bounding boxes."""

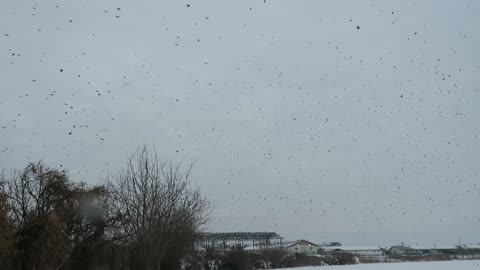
[
  {"left": 108, "top": 144, "right": 210, "bottom": 270},
  {"left": 0, "top": 175, "right": 14, "bottom": 268},
  {"left": 3, "top": 162, "right": 112, "bottom": 270}
]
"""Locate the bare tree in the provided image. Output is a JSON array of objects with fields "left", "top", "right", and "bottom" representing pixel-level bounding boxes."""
[
  {"left": 108, "top": 145, "right": 210, "bottom": 270},
  {"left": 4, "top": 162, "right": 113, "bottom": 270},
  {"left": 0, "top": 175, "right": 14, "bottom": 269}
]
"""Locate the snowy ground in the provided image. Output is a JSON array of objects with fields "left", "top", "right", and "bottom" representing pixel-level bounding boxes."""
[{"left": 277, "top": 260, "right": 480, "bottom": 270}]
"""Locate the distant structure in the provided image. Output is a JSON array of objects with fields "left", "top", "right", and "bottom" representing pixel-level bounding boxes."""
[
  {"left": 322, "top": 246, "right": 384, "bottom": 257},
  {"left": 285, "top": 239, "right": 319, "bottom": 254},
  {"left": 324, "top": 242, "right": 342, "bottom": 247},
  {"left": 459, "top": 244, "right": 480, "bottom": 252},
  {"left": 389, "top": 245, "right": 458, "bottom": 256},
  {"left": 195, "top": 232, "right": 283, "bottom": 253}
]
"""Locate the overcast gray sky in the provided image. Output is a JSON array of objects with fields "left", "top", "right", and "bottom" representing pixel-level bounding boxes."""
[{"left": 1, "top": 0, "right": 480, "bottom": 246}]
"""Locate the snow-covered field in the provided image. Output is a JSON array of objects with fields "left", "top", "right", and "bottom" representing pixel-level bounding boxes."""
[{"left": 277, "top": 260, "right": 480, "bottom": 270}]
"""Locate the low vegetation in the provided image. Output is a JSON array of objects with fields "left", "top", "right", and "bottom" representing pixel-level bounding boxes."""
[{"left": 0, "top": 145, "right": 210, "bottom": 270}]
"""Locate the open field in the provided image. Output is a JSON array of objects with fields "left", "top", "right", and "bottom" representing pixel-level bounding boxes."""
[{"left": 278, "top": 260, "right": 480, "bottom": 270}]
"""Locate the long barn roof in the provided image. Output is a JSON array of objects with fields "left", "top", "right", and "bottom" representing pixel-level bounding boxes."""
[{"left": 195, "top": 232, "right": 283, "bottom": 241}]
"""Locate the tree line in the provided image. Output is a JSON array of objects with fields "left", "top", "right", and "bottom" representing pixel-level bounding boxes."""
[{"left": 0, "top": 145, "right": 210, "bottom": 270}]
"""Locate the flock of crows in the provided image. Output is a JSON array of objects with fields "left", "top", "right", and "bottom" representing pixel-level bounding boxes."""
[{"left": 0, "top": 1, "right": 478, "bottom": 244}]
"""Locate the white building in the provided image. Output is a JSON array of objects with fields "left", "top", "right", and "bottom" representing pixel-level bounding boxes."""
[
  {"left": 460, "top": 244, "right": 480, "bottom": 251},
  {"left": 285, "top": 240, "right": 319, "bottom": 255},
  {"left": 322, "top": 246, "right": 384, "bottom": 257},
  {"left": 389, "top": 245, "right": 415, "bottom": 256},
  {"left": 389, "top": 245, "right": 458, "bottom": 256}
]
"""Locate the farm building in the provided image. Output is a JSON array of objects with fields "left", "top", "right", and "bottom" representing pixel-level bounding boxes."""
[
  {"left": 457, "top": 244, "right": 480, "bottom": 254},
  {"left": 285, "top": 239, "right": 319, "bottom": 255},
  {"left": 389, "top": 245, "right": 457, "bottom": 256},
  {"left": 195, "top": 232, "right": 283, "bottom": 253},
  {"left": 389, "top": 245, "right": 415, "bottom": 256},
  {"left": 322, "top": 246, "right": 384, "bottom": 257}
]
